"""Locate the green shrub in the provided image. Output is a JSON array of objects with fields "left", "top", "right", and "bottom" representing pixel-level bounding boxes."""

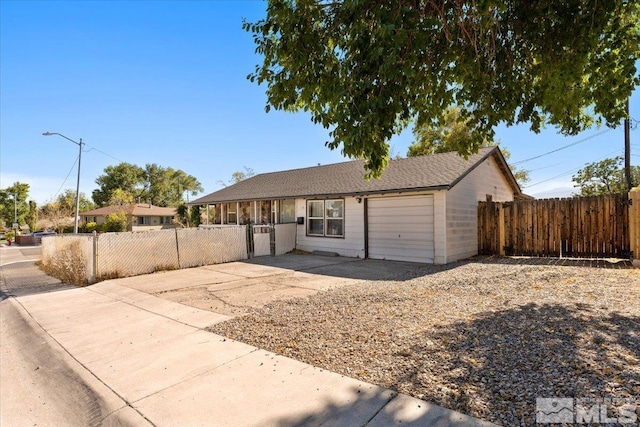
[
  {"left": 83, "top": 221, "right": 98, "bottom": 233},
  {"left": 104, "top": 212, "right": 128, "bottom": 232}
]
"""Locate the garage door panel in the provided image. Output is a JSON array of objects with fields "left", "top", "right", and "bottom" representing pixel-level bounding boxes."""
[
  {"left": 369, "top": 198, "right": 433, "bottom": 208},
  {"left": 369, "top": 231, "right": 431, "bottom": 244},
  {"left": 368, "top": 205, "right": 433, "bottom": 215},
  {"left": 368, "top": 195, "right": 434, "bottom": 263}
]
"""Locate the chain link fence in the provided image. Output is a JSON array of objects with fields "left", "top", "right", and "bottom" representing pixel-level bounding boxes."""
[
  {"left": 41, "top": 226, "right": 248, "bottom": 284},
  {"left": 176, "top": 226, "right": 248, "bottom": 268},
  {"left": 96, "top": 230, "right": 180, "bottom": 278}
]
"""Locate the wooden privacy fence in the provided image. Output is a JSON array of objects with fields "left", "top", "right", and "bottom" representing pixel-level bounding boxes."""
[{"left": 478, "top": 193, "right": 639, "bottom": 259}]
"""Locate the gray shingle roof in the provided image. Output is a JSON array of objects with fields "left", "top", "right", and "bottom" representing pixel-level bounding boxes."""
[{"left": 191, "top": 147, "right": 520, "bottom": 204}]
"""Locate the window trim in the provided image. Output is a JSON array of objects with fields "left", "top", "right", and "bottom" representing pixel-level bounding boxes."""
[{"left": 306, "top": 199, "right": 344, "bottom": 238}]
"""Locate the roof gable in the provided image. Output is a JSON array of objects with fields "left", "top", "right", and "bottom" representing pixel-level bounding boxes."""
[{"left": 191, "top": 147, "right": 522, "bottom": 204}]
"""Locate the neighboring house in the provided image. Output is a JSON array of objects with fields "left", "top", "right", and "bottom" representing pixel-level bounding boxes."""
[
  {"left": 190, "top": 147, "right": 525, "bottom": 264},
  {"left": 81, "top": 203, "right": 177, "bottom": 232}
]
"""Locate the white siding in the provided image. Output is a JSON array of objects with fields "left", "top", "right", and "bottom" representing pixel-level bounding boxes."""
[
  {"left": 368, "top": 195, "right": 434, "bottom": 263},
  {"left": 445, "top": 156, "right": 515, "bottom": 262},
  {"left": 295, "top": 197, "right": 365, "bottom": 258}
]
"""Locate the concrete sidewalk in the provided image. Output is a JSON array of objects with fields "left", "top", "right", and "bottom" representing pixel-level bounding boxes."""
[{"left": 1, "top": 258, "right": 496, "bottom": 426}]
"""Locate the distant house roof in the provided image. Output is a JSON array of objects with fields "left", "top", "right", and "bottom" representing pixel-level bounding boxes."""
[
  {"left": 81, "top": 203, "right": 176, "bottom": 217},
  {"left": 191, "top": 147, "right": 524, "bottom": 205}
]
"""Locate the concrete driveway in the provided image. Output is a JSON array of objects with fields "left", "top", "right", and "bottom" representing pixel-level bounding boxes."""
[
  {"left": 111, "top": 253, "right": 428, "bottom": 316},
  {"left": 1, "top": 249, "right": 495, "bottom": 427}
]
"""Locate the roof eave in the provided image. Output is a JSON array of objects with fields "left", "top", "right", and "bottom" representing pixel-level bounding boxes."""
[{"left": 189, "top": 185, "right": 450, "bottom": 205}]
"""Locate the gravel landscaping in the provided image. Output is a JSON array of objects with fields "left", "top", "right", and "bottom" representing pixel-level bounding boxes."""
[{"left": 209, "top": 258, "right": 640, "bottom": 426}]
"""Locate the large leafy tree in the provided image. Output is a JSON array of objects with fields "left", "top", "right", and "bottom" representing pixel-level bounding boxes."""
[
  {"left": 0, "top": 182, "right": 31, "bottom": 228},
  {"left": 145, "top": 164, "right": 203, "bottom": 206},
  {"left": 93, "top": 163, "right": 145, "bottom": 207},
  {"left": 92, "top": 163, "right": 203, "bottom": 207},
  {"left": 54, "top": 189, "right": 95, "bottom": 212},
  {"left": 407, "top": 107, "right": 529, "bottom": 186},
  {"left": 246, "top": 0, "right": 639, "bottom": 177},
  {"left": 572, "top": 156, "right": 640, "bottom": 196}
]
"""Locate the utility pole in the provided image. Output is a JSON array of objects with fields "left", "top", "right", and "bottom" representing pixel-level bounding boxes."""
[
  {"left": 625, "top": 98, "right": 632, "bottom": 191},
  {"left": 42, "top": 132, "right": 83, "bottom": 233},
  {"left": 13, "top": 193, "right": 17, "bottom": 228}
]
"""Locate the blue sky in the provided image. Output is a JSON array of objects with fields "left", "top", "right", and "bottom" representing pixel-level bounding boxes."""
[{"left": 1, "top": 0, "right": 638, "bottom": 205}]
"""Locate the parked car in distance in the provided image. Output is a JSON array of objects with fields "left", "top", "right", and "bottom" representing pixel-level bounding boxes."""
[{"left": 32, "top": 230, "right": 57, "bottom": 244}]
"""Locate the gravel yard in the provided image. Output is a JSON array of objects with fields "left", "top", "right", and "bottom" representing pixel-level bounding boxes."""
[{"left": 209, "top": 259, "right": 640, "bottom": 426}]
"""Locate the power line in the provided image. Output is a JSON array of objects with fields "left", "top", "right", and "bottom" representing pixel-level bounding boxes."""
[
  {"left": 83, "top": 146, "right": 125, "bottom": 163},
  {"left": 512, "top": 128, "right": 613, "bottom": 166},
  {"left": 527, "top": 162, "right": 563, "bottom": 172},
  {"left": 52, "top": 156, "right": 79, "bottom": 200},
  {"left": 524, "top": 148, "right": 624, "bottom": 189}
]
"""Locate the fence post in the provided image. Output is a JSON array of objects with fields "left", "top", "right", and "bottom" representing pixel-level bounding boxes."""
[
  {"left": 497, "top": 203, "right": 505, "bottom": 256},
  {"left": 174, "top": 228, "right": 181, "bottom": 268},
  {"left": 630, "top": 190, "right": 639, "bottom": 265},
  {"left": 92, "top": 231, "right": 98, "bottom": 283},
  {"left": 246, "top": 225, "right": 254, "bottom": 258},
  {"left": 270, "top": 225, "right": 276, "bottom": 256}
]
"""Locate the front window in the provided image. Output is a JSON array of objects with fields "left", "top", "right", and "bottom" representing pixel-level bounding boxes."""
[
  {"left": 159, "top": 216, "right": 174, "bottom": 225},
  {"left": 307, "top": 199, "right": 344, "bottom": 237},
  {"left": 279, "top": 199, "right": 295, "bottom": 223},
  {"left": 137, "top": 216, "right": 149, "bottom": 225}
]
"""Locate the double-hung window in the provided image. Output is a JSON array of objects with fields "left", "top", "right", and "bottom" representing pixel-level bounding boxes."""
[
  {"left": 159, "top": 216, "right": 173, "bottom": 225},
  {"left": 307, "top": 199, "right": 344, "bottom": 237}
]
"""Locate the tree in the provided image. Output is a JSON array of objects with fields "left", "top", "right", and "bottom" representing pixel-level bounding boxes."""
[
  {"left": 145, "top": 164, "right": 203, "bottom": 207},
  {"left": 108, "top": 188, "right": 135, "bottom": 206},
  {"left": 39, "top": 190, "right": 94, "bottom": 233},
  {"left": 190, "top": 205, "right": 201, "bottom": 228},
  {"left": 26, "top": 201, "right": 38, "bottom": 231},
  {"left": 219, "top": 167, "right": 255, "bottom": 187},
  {"left": 39, "top": 202, "right": 72, "bottom": 233},
  {"left": 54, "top": 189, "right": 95, "bottom": 213},
  {"left": 93, "top": 163, "right": 145, "bottom": 207},
  {"left": 92, "top": 163, "right": 203, "bottom": 207},
  {"left": 572, "top": 156, "right": 640, "bottom": 196},
  {"left": 245, "top": 1, "right": 639, "bottom": 177},
  {"left": 103, "top": 212, "right": 128, "bottom": 232},
  {"left": 407, "top": 107, "right": 529, "bottom": 186},
  {"left": 0, "top": 182, "right": 30, "bottom": 228},
  {"left": 176, "top": 203, "right": 189, "bottom": 228}
]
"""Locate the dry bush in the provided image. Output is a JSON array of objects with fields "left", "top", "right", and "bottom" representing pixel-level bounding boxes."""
[{"left": 40, "top": 240, "right": 88, "bottom": 287}]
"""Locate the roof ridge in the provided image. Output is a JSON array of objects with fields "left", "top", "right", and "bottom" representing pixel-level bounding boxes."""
[{"left": 250, "top": 147, "right": 496, "bottom": 178}]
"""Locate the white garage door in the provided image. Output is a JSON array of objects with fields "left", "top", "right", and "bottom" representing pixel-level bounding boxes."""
[{"left": 368, "top": 195, "right": 434, "bottom": 263}]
